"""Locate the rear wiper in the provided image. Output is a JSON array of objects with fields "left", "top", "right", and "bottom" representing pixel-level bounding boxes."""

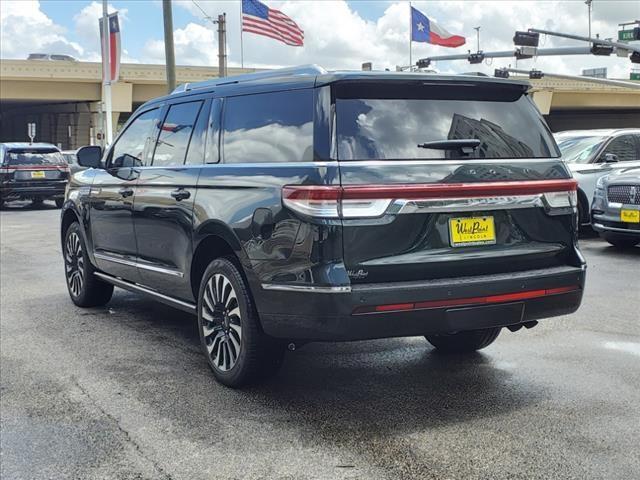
[{"left": 417, "top": 139, "right": 481, "bottom": 156}]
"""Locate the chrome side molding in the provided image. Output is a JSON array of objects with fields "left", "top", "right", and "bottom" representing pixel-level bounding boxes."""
[
  {"left": 261, "top": 283, "right": 352, "bottom": 293},
  {"left": 94, "top": 252, "right": 184, "bottom": 278},
  {"left": 94, "top": 272, "right": 196, "bottom": 314}
]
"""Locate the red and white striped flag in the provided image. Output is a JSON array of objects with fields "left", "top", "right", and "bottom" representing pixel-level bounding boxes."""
[
  {"left": 242, "top": 0, "right": 304, "bottom": 47},
  {"left": 99, "top": 12, "right": 121, "bottom": 82}
]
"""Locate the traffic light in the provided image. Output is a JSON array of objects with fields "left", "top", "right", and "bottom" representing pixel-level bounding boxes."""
[
  {"left": 494, "top": 68, "right": 510, "bottom": 78},
  {"left": 468, "top": 52, "right": 485, "bottom": 64},
  {"left": 515, "top": 46, "right": 537, "bottom": 59},
  {"left": 529, "top": 70, "right": 544, "bottom": 79},
  {"left": 417, "top": 58, "right": 431, "bottom": 68},
  {"left": 514, "top": 31, "right": 540, "bottom": 47},
  {"left": 631, "top": 51, "right": 640, "bottom": 64},
  {"left": 591, "top": 43, "right": 614, "bottom": 56}
]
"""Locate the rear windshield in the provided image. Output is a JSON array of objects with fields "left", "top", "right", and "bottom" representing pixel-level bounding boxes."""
[
  {"left": 4, "top": 149, "right": 65, "bottom": 165},
  {"left": 334, "top": 82, "right": 559, "bottom": 160}
]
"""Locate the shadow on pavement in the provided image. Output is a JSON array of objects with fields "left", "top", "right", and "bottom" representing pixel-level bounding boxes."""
[
  {"left": 100, "top": 291, "right": 541, "bottom": 441},
  {"left": 1, "top": 200, "right": 59, "bottom": 211}
]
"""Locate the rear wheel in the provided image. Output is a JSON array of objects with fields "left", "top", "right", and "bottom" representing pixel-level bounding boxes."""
[
  {"left": 426, "top": 327, "right": 501, "bottom": 353},
  {"left": 601, "top": 233, "right": 639, "bottom": 249},
  {"left": 32, "top": 198, "right": 44, "bottom": 206},
  {"left": 63, "top": 222, "right": 114, "bottom": 307},
  {"left": 198, "top": 257, "right": 285, "bottom": 387}
]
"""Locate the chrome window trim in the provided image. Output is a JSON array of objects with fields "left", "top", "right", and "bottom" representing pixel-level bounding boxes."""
[{"left": 94, "top": 252, "right": 184, "bottom": 278}]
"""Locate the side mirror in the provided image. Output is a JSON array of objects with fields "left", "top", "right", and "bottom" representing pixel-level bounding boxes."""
[
  {"left": 602, "top": 153, "right": 618, "bottom": 163},
  {"left": 76, "top": 145, "right": 103, "bottom": 168}
]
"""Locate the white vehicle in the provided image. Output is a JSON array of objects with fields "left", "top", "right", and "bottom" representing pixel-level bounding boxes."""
[{"left": 555, "top": 129, "right": 640, "bottom": 226}]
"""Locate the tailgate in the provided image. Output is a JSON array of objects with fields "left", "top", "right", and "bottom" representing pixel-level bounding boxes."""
[
  {"left": 332, "top": 79, "right": 579, "bottom": 284},
  {"left": 339, "top": 161, "right": 577, "bottom": 283}
]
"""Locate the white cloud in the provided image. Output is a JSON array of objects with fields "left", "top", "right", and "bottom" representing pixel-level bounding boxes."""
[
  {"left": 0, "top": 0, "right": 137, "bottom": 63},
  {"left": 167, "top": 0, "right": 635, "bottom": 78},
  {"left": 0, "top": 0, "right": 84, "bottom": 59},
  {"left": 143, "top": 22, "right": 217, "bottom": 66},
  {"left": 0, "top": 0, "right": 635, "bottom": 79}
]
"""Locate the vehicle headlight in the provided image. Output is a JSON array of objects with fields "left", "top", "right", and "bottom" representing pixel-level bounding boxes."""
[{"left": 595, "top": 175, "right": 607, "bottom": 190}]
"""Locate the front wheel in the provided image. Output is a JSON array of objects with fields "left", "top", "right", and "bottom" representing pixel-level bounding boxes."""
[
  {"left": 63, "top": 222, "right": 114, "bottom": 307},
  {"left": 426, "top": 327, "right": 501, "bottom": 353},
  {"left": 55, "top": 198, "right": 64, "bottom": 208},
  {"left": 198, "top": 257, "right": 285, "bottom": 387}
]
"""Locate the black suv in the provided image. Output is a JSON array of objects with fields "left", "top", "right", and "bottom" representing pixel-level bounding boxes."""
[
  {"left": 61, "top": 66, "right": 586, "bottom": 387},
  {"left": 1, "top": 143, "right": 69, "bottom": 207}
]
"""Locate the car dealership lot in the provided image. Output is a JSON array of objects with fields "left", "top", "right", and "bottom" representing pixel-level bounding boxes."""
[{"left": 1, "top": 203, "right": 639, "bottom": 480}]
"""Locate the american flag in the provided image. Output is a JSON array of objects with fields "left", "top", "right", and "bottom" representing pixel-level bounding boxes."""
[
  {"left": 99, "top": 13, "right": 121, "bottom": 82},
  {"left": 242, "top": 0, "right": 304, "bottom": 47}
]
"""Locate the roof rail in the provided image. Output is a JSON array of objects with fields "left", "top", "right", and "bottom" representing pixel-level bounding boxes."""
[{"left": 171, "top": 64, "right": 327, "bottom": 94}]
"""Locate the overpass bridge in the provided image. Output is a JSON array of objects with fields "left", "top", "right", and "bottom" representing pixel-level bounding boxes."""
[
  {"left": 0, "top": 59, "right": 256, "bottom": 149},
  {"left": 1, "top": 59, "right": 638, "bottom": 149}
]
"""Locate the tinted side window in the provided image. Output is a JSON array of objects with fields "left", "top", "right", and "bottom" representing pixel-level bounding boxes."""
[
  {"left": 222, "top": 89, "right": 313, "bottom": 164},
  {"left": 602, "top": 135, "right": 637, "bottom": 162},
  {"left": 110, "top": 108, "right": 160, "bottom": 168},
  {"left": 153, "top": 101, "right": 203, "bottom": 167},
  {"left": 186, "top": 99, "right": 221, "bottom": 165}
]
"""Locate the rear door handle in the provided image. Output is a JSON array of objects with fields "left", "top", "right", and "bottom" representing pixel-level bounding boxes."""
[
  {"left": 118, "top": 187, "right": 134, "bottom": 197},
  {"left": 170, "top": 188, "right": 191, "bottom": 201}
]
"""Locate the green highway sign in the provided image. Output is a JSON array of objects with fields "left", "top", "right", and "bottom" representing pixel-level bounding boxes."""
[
  {"left": 631, "top": 72, "right": 640, "bottom": 81},
  {"left": 618, "top": 29, "right": 638, "bottom": 42}
]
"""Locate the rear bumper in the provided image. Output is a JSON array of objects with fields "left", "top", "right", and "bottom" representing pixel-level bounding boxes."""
[
  {"left": 1, "top": 181, "right": 66, "bottom": 200},
  {"left": 258, "top": 265, "right": 586, "bottom": 341}
]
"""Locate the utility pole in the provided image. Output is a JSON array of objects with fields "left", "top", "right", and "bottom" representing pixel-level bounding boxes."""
[
  {"left": 217, "top": 13, "right": 227, "bottom": 78},
  {"left": 101, "top": 0, "right": 113, "bottom": 145},
  {"left": 162, "top": 0, "right": 176, "bottom": 93},
  {"left": 474, "top": 26, "right": 481, "bottom": 52},
  {"left": 585, "top": 0, "right": 592, "bottom": 40}
]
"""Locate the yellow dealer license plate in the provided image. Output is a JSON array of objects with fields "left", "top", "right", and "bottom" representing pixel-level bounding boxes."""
[
  {"left": 30, "top": 171, "right": 46, "bottom": 179},
  {"left": 620, "top": 209, "right": 640, "bottom": 223},
  {"left": 449, "top": 216, "right": 496, "bottom": 247}
]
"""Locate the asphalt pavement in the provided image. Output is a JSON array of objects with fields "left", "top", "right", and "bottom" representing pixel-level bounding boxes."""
[{"left": 1, "top": 201, "right": 639, "bottom": 480}]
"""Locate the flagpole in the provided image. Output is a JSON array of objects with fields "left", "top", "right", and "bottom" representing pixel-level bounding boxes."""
[
  {"left": 240, "top": 1, "right": 244, "bottom": 68},
  {"left": 101, "top": 0, "right": 113, "bottom": 146},
  {"left": 408, "top": 1, "right": 412, "bottom": 71}
]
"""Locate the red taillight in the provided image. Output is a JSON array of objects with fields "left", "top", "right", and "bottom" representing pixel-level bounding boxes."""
[
  {"left": 355, "top": 285, "right": 581, "bottom": 315},
  {"left": 282, "top": 186, "right": 342, "bottom": 217},
  {"left": 341, "top": 179, "right": 577, "bottom": 199},
  {"left": 282, "top": 180, "right": 578, "bottom": 219}
]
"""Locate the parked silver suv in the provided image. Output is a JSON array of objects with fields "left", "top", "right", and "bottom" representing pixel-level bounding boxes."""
[
  {"left": 592, "top": 166, "right": 640, "bottom": 248},
  {"left": 555, "top": 129, "right": 640, "bottom": 226}
]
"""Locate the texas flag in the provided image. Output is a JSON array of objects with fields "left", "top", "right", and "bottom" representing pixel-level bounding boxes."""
[
  {"left": 411, "top": 7, "right": 465, "bottom": 48},
  {"left": 99, "top": 12, "right": 121, "bottom": 83}
]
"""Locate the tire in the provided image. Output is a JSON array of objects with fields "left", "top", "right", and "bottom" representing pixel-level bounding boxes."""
[
  {"left": 198, "top": 257, "right": 285, "bottom": 387},
  {"left": 601, "top": 233, "right": 639, "bottom": 249},
  {"left": 63, "top": 222, "right": 114, "bottom": 307},
  {"left": 426, "top": 327, "right": 501, "bottom": 353},
  {"left": 55, "top": 198, "right": 64, "bottom": 208},
  {"left": 32, "top": 198, "right": 44, "bottom": 206}
]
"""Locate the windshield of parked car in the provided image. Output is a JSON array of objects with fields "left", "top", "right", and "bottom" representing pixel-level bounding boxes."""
[
  {"left": 334, "top": 81, "right": 559, "bottom": 160},
  {"left": 4, "top": 149, "right": 65, "bottom": 165},
  {"left": 554, "top": 135, "right": 607, "bottom": 164}
]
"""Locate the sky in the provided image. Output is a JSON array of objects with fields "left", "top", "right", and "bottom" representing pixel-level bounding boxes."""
[{"left": 1, "top": 0, "right": 638, "bottom": 78}]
